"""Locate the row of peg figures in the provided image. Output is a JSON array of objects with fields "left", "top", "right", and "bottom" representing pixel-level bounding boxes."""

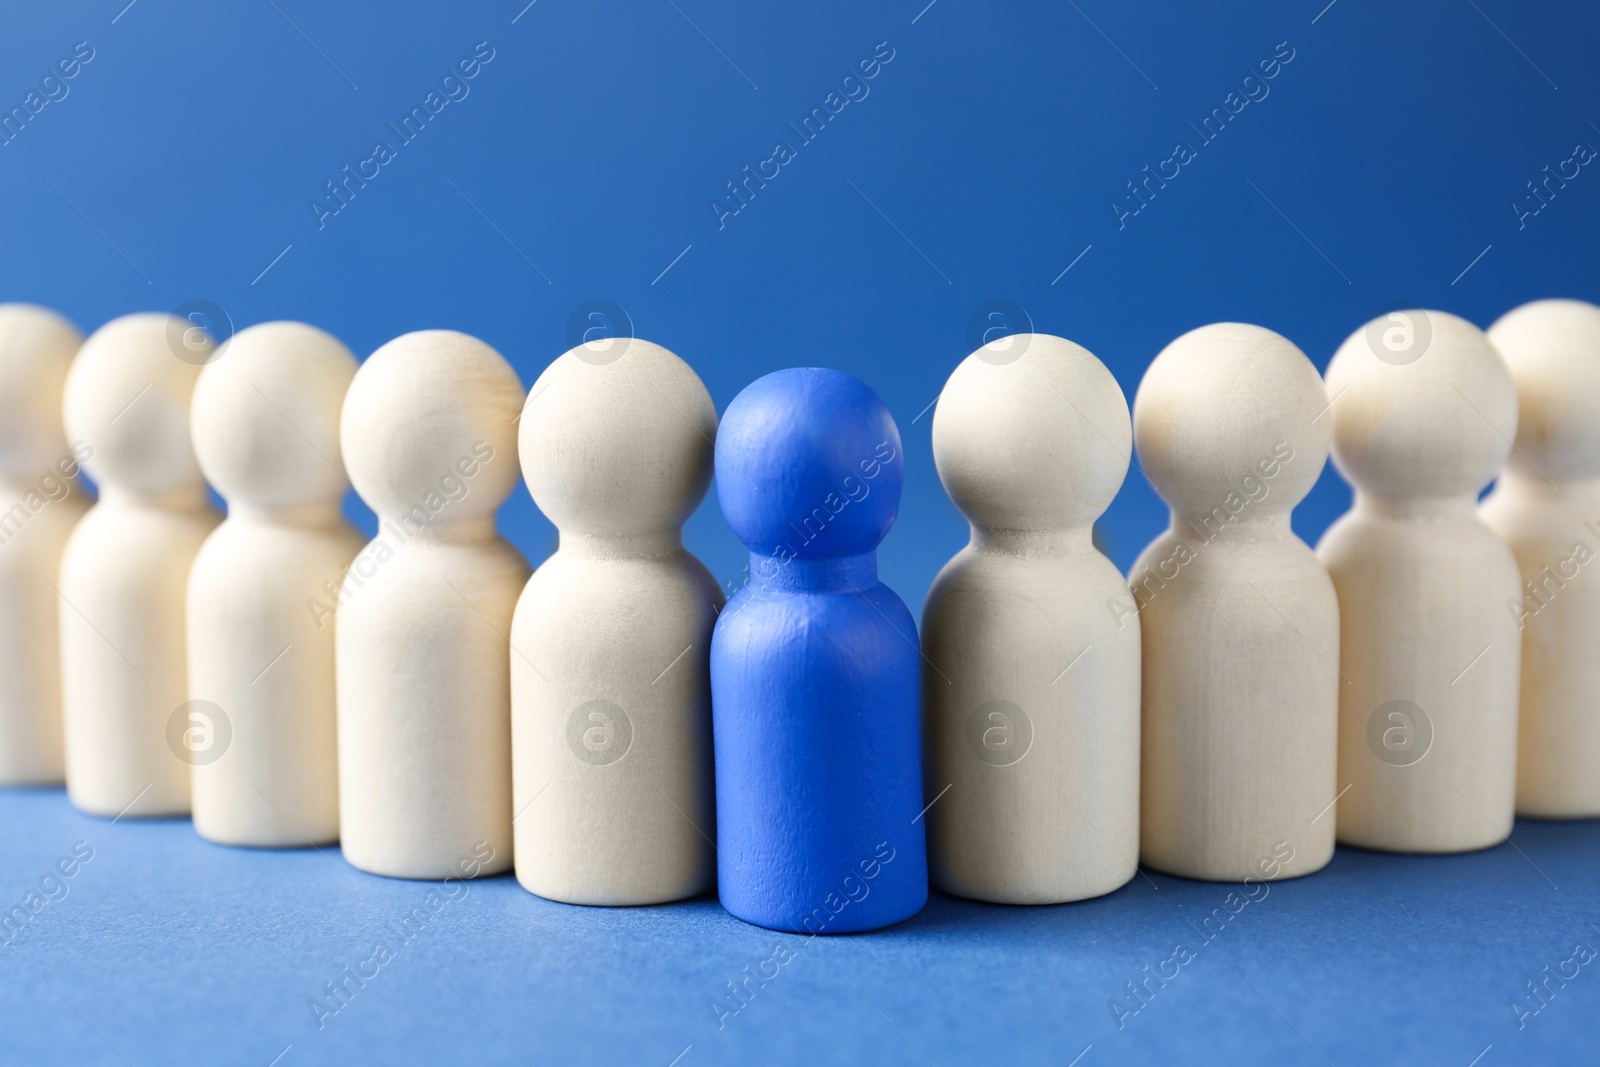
[{"left": 0, "top": 299, "right": 1592, "bottom": 933}]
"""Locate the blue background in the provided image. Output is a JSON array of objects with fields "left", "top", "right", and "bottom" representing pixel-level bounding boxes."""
[{"left": 2, "top": 0, "right": 1598, "bottom": 1063}]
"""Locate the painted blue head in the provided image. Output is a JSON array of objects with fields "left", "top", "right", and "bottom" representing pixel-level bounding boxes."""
[{"left": 716, "top": 367, "right": 904, "bottom": 560}]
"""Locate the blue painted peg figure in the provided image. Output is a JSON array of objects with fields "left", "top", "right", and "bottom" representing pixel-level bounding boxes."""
[{"left": 710, "top": 367, "right": 928, "bottom": 933}]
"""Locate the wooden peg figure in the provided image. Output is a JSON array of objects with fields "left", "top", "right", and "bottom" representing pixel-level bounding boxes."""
[
  {"left": 1480, "top": 300, "right": 1600, "bottom": 818},
  {"left": 0, "top": 305, "right": 89, "bottom": 786},
  {"left": 511, "top": 336, "right": 721, "bottom": 905},
  {"left": 922, "top": 332, "right": 1141, "bottom": 904},
  {"left": 1134, "top": 323, "right": 1339, "bottom": 881},
  {"left": 1319, "top": 309, "right": 1521, "bottom": 852},
  {"left": 60, "top": 313, "right": 221, "bottom": 817},
  {"left": 187, "top": 322, "right": 363, "bottom": 846},
  {"left": 338, "top": 330, "right": 527, "bottom": 879},
  {"left": 711, "top": 368, "right": 928, "bottom": 933}
]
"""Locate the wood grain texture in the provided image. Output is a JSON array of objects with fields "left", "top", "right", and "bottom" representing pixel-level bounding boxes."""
[
  {"left": 1480, "top": 299, "right": 1600, "bottom": 818},
  {"left": 59, "top": 313, "right": 219, "bottom": 817},
  {"left": 1320, "top": 310, "right": 1521, "bottom": 852},
  {"left": 337, "top": 330, "right": 527, "bottom": 879},
  {"left": 187, "top": 322, "right": 363, "bottom": 847},
  {"left": 0, "top": 305, "right": 88, "bottom": 786},
  {"left": 1133, "top": 323, "right": 1339, "bottom": 882},
  {"left": 922, "top": 333, "right": 1140, "bottom": 904},
  {"left": 511, "top": 337, "right": 721, "bottom": 905}
]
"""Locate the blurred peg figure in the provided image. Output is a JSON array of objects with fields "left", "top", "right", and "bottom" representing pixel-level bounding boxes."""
[
  {"left": 1319, "top": 310, "right": 1521, "bottom": 852},
  {"left": 337, "top": 330, "right": 527, "bottom": 879},
  {"left": 187, "top": 322, "right": 363, "bottom": 847},
  {"left": 711, "top": 368, "right": 927, "bottom": 933},
  {"left": 1134, "top": 323, "right": 1339, "bottom": 882},
  {"left": 511, "top": 336, "right": 721, "bottom": 906},
  {"left": 0, "top": 305, "right": 90, "bottom": 786},
  {"left": 60, "top": 313, "right": 221, "bottom": 817},
  {"left": 1480, "top": 299, "right": 1600, "bottom": 819},
  {"left": 922, "top": 332, "right": 1141, "bottom": 904}
]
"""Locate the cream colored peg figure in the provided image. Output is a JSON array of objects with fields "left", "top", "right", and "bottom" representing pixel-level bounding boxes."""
[
  {"left": 922, "top": 333, "right": 1140, "bottom": 904},
  {"left": 1481, "top": 300, "right": 1600, "bottom": 818},
  {"left": 187, "top": 322, "right": 363, "bottom": 846},
  {"left": 512, "top": 336, "right": 721, "bottom": 905},
  {"left": 0, "top": 306, "right": 90, "bottom": 785},
  {"left": 338, "top": 330, "right": 526, "bottom": 879},
  {"left": 1133, "top": 323, "right": 1338, "bottom": 881},
  {"left": 1320, "top": 310, "right": 1521, "bottom": 852},
  {"left": 60, "top": 313, "right": 221, "bottom": 817}
]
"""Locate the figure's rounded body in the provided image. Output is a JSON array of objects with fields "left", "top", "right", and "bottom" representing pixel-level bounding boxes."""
[
  {"left": 61, "top": 493, "right": 216, "bottom": 815},
  {"left": 1320, "top": 500, "right": 1520, "bottom": 849},
  {"left": 712, "top": 559, "right": 924, "bottom": 931},
  {"left": 513, "top": 551, "right": 721, "bottom": 903},
  {"left": 0, "top": 473, "right": 87, "bottom": 785},
  {"left": 337, "top": 532, "right": 524, "bottom": 877},
  {"left": 1135, "top": 525, "right": 1338, "bottom": 878},
  {"left": 1482, "top": 484, "right": 1600, "bottom": 818},
  {"left": 923, "top": 537, "right": 1140, "bottom": 901},
  {"left": 187, "top": 513, "right": 363, "bottom": 845},
  {"left": 511, "top": 336, "right": 722, "bottom": 906}
]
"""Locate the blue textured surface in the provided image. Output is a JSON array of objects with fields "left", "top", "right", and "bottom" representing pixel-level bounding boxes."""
[
  {"left": 711, "top": 369, "right": 927, "bottom": 932},
  {"left": 2, "top": 787, "right": 1596, "bottom": 1065}
]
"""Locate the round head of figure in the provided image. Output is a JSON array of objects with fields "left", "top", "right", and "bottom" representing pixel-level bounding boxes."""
[
  {"left": 191, "top": 322, "right": 358, "bottom": 511},
  {"left": 1487, "top": 299, "right": 1600, "bottom": 486},
  {"left": 0, "top": 304, "right": 83, "bottom": 482},
  {"left": 341, "top": 330, "right": 523, "bottom": 528},
  {"left": 1134, "top": 322, "right": 1329, "bottom": 520},
  {"left": 63, "top": 313, "right": 209, "bottom": 498},
  {"left": 715, "top": 367, "right": 903, "bottom": 559},
  {"left": 1326, "top": 309, "right": 1516, "bottom": 501},
  {"left": 933, "top": 333, "right": 1130, "bottom": 532},
  {"left": 519, "top": 337, "right": 715, "bottom": 542}
]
